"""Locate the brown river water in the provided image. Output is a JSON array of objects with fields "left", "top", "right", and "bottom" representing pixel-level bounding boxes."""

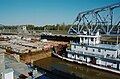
[{"left": 33, "top": 57, "right": 120, "bottom": 79}]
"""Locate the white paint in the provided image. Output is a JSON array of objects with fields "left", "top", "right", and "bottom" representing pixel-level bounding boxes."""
[{"left": 2, "top": 68, "right": 14, "bottom": 79}]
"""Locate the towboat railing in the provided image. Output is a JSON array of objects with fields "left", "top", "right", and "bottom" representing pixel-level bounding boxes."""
[{"left": 66, "top": 49, "right": 120, "bottom": 59}]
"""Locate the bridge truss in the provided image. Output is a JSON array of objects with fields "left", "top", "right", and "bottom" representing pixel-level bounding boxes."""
[{"left": 68, "top": 2, "right": 120, "bottom": 35}]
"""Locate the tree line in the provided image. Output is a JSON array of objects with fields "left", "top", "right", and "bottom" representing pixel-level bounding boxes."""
[
  {"left": 0, "top": 24, "right": 71, "bottom": 31},
  {"left": 0, "top": 24, "right": 119, "bottom": 31}
]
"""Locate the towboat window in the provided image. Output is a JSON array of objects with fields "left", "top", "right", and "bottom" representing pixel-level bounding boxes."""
[
  {"left": 77, "top": 55, "right": 79, "bottom": 57},
  {"left": 81, "top": 37, "right": 83, "bottom": 41},
  {"left": 106, "top": 54, "right": 110, "bottom": 57},
  {"left": 86, "top": 47, "right": 88, "bottom": 50},
  {"left": 91, "top": 38, "right": 94, "bottom": 41},
  {"left": 84, "top": 56, "right": 85, "bottom": 59},
  {"left": 93, "top": 49, "right": 95, "bottom": 52},
  {"left": 74, "top": 45, "right": 76, "bottom": 48},
  {"left": 118, "top": 54, "right": 120, "bottom": 59},
  {"left": 82, "top": 46, "right": 83, "bottom": 48},
  {"left": 98, "top": 49, "right": 101, "bottom": 52}
]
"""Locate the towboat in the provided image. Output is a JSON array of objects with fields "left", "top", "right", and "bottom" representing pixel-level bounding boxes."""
[{"left": 52, "top": 30, "right": 120, "bottom": 74}]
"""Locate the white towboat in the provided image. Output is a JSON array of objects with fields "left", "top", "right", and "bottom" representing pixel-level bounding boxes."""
[{"left": 52, "top": 30, "right": 120, "bottom": 74}]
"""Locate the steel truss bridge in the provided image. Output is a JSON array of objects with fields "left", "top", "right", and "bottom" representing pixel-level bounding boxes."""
[{"left": 68, "top": 2, "right": 120, "bottom": 35}]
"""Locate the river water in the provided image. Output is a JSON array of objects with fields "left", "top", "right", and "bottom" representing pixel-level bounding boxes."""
[{"left": 34, "top": 56, "right": 120, "bottom": 79}]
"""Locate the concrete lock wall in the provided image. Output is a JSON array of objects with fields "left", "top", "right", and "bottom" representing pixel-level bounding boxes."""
[{"left": 0, "top": 49, "right": 5, "bottom": 72}]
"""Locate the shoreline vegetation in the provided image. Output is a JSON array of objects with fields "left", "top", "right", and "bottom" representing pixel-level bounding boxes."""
[{"left": 0, "top": 24, "right": 119, "bottom": 32}]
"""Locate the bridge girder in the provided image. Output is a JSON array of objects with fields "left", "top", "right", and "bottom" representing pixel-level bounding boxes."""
[{"left": 68, "top": 2, "right": 120, "bottom": 35}]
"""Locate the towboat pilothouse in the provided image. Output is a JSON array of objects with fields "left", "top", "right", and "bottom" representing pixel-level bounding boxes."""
[{"left": 52, "top": 30, "right": 120, "bottom": 74}]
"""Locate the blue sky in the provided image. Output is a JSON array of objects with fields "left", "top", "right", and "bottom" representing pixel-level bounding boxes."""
[{"left": 0, "top": 0, "right": 120, "bottom": 26}]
